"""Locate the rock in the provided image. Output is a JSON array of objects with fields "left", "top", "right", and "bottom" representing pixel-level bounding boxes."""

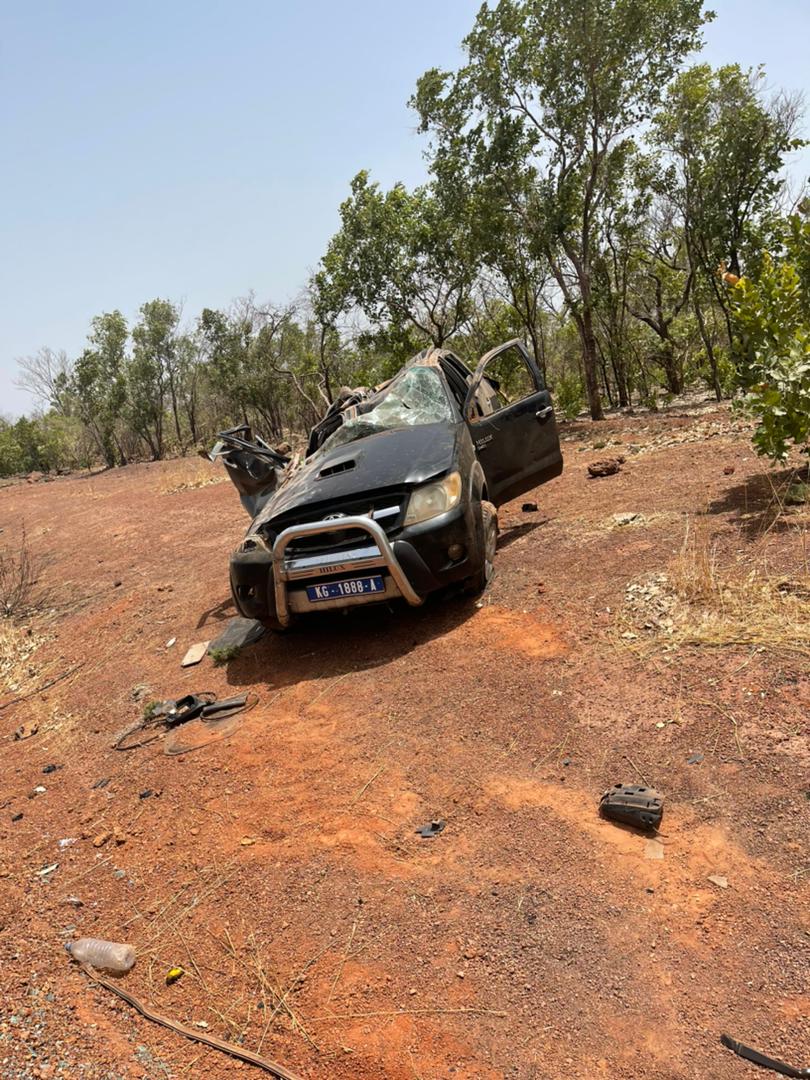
[
  {"left": 723, "top": 465, "right": 735, "bottom": 476},
  {"left": 92, "top": 832, "right": 111, "bottom": 848},
  {"left": 707, "top": 874, "right": 728, "bottom": 889},
  {"left": 587, "top": 456, "right": 625, "bottom": 478},
  {"left": 27, "top": 471, "right": 44, "bottom": 484}
]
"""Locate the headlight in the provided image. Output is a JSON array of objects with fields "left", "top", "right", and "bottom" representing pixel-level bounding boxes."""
[{"left": 404, "top": 472, "right": 462, "bottom": 526}]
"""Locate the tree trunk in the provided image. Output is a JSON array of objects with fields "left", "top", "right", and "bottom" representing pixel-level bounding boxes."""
[
  {"left": 693, "top": 298, "right": 722, "bottom": 401},
  {"left": 580, "top": 304, "right": 605, "bottom": 420}
]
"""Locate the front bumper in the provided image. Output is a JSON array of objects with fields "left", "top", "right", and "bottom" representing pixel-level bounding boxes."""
[{"left": 230, "top": 504, "right": 475, "bottom": 627}]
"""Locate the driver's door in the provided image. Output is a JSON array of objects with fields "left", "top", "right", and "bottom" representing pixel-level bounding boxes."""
[{"left": 464, "top": 340, "right": 563, "bottom": 506}]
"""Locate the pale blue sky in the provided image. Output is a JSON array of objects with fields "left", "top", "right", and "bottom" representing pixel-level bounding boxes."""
[{"left": 2, "top": 0, "right": 808, "bottom": 416}]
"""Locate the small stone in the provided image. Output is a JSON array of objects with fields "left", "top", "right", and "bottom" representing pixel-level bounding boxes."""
[
  {"left": 240, "top": 837, "right": 257, "bottom": 847},
  {"left": 707, "top": 874, "right": 728, "bottom": 889},
  {"left": 93, "top": 832, "right": 111, "bottom": 849}
]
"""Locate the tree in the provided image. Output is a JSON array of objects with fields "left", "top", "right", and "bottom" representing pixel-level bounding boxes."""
[
  {"left": 654, "top": 63, "right": 805, "bottom": 396},
  {"left": 15, "top": 347, "right": 73, "bottom": 414},
  {"left": 71, "top": 311, "right": 129, "bottom": 466},
  {"left": 414, "top": 0, "right": 711, "bottom": 419},
  {"left": 128, "top": 299, "right": 181, "bottom": 459},
  {"left": 315, "top": 171, "right": 476, "bottom": 347},
  {"left": 731, "top": 211, "right": 810, "bottom": 462}
]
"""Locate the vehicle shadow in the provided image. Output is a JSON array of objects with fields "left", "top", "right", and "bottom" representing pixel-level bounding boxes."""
[
  {"left": 705, "top": 466, "right": 808, "bottom": 540},
  {"left": 196, "top": 595, "right": 238, "bottom": 630},
  {"left": 497, "top": 520, "right": 547, "bottom": 550},
  {"left": 221, "top": 589, "right": 482, "bottom": 696}
]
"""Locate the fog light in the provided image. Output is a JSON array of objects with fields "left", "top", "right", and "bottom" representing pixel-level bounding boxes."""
[{"left": 447, "top": 543, "right": 465, "bottom": 561}]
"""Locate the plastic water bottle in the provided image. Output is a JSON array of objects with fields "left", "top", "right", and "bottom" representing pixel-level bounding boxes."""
[{"left": 66, "top": 937, "right": 136, "bottom": 973}]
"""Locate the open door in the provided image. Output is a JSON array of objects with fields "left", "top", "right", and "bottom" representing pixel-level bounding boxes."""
[{"left": 463, "top": 339, "right": 563, "bottom": 507}]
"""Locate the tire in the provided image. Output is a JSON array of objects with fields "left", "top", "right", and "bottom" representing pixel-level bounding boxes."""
[{"left": 463, "top": 499, "right": 498, "bottom": 596}]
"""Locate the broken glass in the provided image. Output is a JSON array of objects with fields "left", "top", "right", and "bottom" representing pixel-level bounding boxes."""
[{"left": 318, "top": 365, "right": 454, "bottom": 454}]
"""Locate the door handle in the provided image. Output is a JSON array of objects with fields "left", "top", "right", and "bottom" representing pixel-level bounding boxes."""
[{"left": 535, "top": 406, "right": 553, "bottom": 422}]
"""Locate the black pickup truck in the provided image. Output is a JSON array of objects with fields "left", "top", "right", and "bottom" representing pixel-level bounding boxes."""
[{"left": 212, "top": 339, "right": 562, "bottom": 629}]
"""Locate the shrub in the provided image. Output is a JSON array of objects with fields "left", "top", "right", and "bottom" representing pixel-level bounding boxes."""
[
  {"left": 554, "top": 372, "right": 585, "bottom": 420},
  {"left": 731, "top": 213, "right": 810, "bottom": 462}
]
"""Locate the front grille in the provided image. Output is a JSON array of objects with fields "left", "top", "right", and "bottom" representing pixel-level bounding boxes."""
[{"left": 267, "top": 491, "right": 406, "bottom": 555}]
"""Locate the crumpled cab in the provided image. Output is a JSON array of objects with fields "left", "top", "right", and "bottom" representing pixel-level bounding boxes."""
[{"left": 212, "top": 340, "right": 562, "bottom": 629}]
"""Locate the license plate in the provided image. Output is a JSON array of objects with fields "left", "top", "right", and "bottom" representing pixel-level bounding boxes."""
[{"left": 306, "top": 575, "right": 385, "bottom": 602}]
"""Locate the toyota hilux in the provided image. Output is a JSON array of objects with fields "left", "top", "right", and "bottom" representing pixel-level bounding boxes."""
[{"left": 212, "top": 339, "right": 562, "bottom": 629}]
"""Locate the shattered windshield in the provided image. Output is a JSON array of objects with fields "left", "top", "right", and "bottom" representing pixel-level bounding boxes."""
[{"left": 318, "top": 365, "right": 454, "bottom": 454}]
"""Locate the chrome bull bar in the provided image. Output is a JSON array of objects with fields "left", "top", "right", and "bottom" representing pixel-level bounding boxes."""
[{"left": 271, "top": 516, "right": 423, "bottom": 627}]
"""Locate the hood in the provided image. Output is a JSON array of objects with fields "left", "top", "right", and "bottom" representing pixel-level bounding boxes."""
[{"left": 253, "top": 422, "right": 459, "bottom": 527}]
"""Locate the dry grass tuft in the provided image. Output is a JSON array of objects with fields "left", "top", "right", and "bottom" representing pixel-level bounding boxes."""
[
  {"left": 0, "top": 525, "right": 47, "bottom": 618},
  {"left": 158, "top": 457, "right": 226, "bottom": 495},
  {"left": 0, "top": 621, "right": 46, "bottom": 696},
  {"left": 624, "top": 518, "right": 810, "bottom": 656}
]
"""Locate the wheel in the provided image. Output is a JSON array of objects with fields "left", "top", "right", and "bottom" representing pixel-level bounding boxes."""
[{"left": 463, "top": 499, "right": 498, "bottom": 595}]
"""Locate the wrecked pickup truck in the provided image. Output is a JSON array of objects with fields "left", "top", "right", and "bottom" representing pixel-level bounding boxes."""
[{"left": 211, "top": 339, "right": 562, "bottom": 629}]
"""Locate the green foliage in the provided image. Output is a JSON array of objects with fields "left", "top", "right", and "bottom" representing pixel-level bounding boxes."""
[
  {"left": 731, "top": 214, "right": 810, "bottom": 461},
  {"left": 554, "top": 373, "right": 586, "bottom": 421},
  {"left": 70, "top": 311, "right": 129, "bottom": 466},
  {"left": 315, "top": 172, "right": 475, "bottom": 346}
]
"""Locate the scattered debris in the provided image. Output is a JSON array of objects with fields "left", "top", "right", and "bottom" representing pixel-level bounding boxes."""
[
  {"left": 181, "top": 641, "right": 209, "bottom": 668},
  {"left": 522, "top": 501, "right": 539, "bottom": 512},
  {"left": 209, "top": 617, "right": 265, "bottom": 654},
  {"left": 29, "top": 785, "right": 46, "bottom": 797},
  {"left": 64, "top": 896, "right": 83, "bottom": 907},
  {"left": 165, "top": 967, "right": 185, "bottom": 985},
  {"left": 720, "top": 1033, "right": 809, "bottom": 1078},
  {"left": 416, "top": 819, "right": 446, "bottom": 838},
  {"left": 687, "top": 753, "right": 705, "bottom": 765},
  {"left": 11, "top": 812, "right": 22, "bottom": 822},
  {"left": 240, "top": 837, "right": 258, "bottom": 847},
  {"left": 599, "top": 784, "right": 664, "bottom": 831},
  {"left": 587, "top": 456, "right": 625, "bottom": 478},
  {"left": 93, "top": 832, "right": 111, "bottom": 849},
  {"left": 723, "top": 465, "right": 735, "bottom": 476},
  {"left": 66, "top": 937, "right": 136, "bottom": 973},
  {"left": 166, "top": 637, "right": 177, "bottom": 648},
  {"left": 42, "top": 763, "right": 60, "bottom": 774},
  {"left": 58, "top": 838, "right": 77, "bottom": 850},
  {"left": 13, "top": 721, "right": 38, "bottom": 741},
  {"left": 91, "top": 777, "right": 110, "bottom": 790},
  {"left": 37, "top": 862, "right": 59, "bottom": 877},
  {"left": 138, "top": 789, "right": 154, "bottom": 800},
  {"left": 115, "top": 692, "right": 254, "bottom": 752},
  {"left": 707, "top": 874, "right": 729, "bottom": 889},
  {"left": 612, "top": 512, "right": 640, "bottom": 526}
]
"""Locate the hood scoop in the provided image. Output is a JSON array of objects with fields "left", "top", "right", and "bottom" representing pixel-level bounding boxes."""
[{"left": 318, "top": 457, "right": 355, "bottom": 479}]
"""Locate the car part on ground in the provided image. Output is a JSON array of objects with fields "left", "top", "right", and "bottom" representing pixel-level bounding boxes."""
[
  {"left": 416, "top": 819, "right": 446, "bottom": 838},
  {"left": 114, "top": 693, "right": 256, "bottom": 751},
  {"left": 599, "top": 784, "right": 664, "bottom": 831},
  {"left": 217, "top": 340, "right": 563, "bottom": 628},
  {"left": 720, "top": 1034, "right": 810, "bottom": 1078}
]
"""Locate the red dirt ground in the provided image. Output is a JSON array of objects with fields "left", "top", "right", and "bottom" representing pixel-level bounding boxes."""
[{"left": 0, "top": 403, "right": 807, "bottom": 1079}]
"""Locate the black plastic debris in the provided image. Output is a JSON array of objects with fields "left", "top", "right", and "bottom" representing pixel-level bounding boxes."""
[
  {"left": 208, "top": 617, "right": 265, "bottom": 655},
  {"left": 91, "top": 778, "right": 110, "bottom": 790},
  {"left": 721, "top": 1034, "right": 810, "bottom": 1078},
  {"left": 522, "top": 502, "right": 539, "bottom": 512},
  {"left": 416, "top": 819, "right": 446, "bottom": 838},
  {"left": 138, "top": 789, "right": 153, "bottom": 800},
  {"left": 42, "top": 764, "right": 60, "bottom": 774},
  {"left": 599, "top": 784, "right": 664, "bottom": 831},
  {"left": 11, "top": 812, "right": 22, "bottom": 822},
  {"left": 687, "top": 753, "right": 704, "bottom": 765}
]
